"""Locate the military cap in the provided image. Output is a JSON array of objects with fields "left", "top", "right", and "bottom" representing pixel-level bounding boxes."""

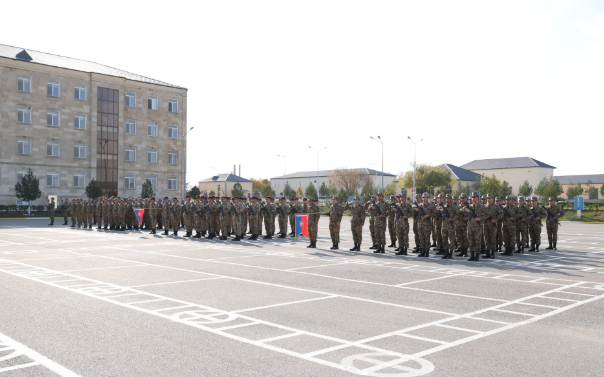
[
  {"left": 531, "top": 196, "right": 538, "bottom": 201},
  {"left": 437, "top": 194, "right": 444, "bottom": 198},
  {"left": 279, "top": 197, "right": 285, "bottom": 200},
  {"left": 303, "top": 197, "right": 308, "bottom": 201},
  {"left": 150, "top": 197, "right": 155, "bottom": 200},
  {"left": 371, "top": 195, "right": 377, "bottom": 200},
  {"left": 354, "top": 196, "right": 361, "bottom": 200},
  {"left": 172, "top": 197, "right": 178, "bottom": 200},
  {"left": 518, "top": 196, "right": 524, "bottom": 201},
  {"left": 290, "top": 197, "right": 295, "bottom": 201},
  {"left": 486, "top": 193, "right": 494, "bottom": 198},
  {"left": 377, "top": 192, "right": 384, "bottom": 197},
  {"left": 445, "top": 193, "right": 452, "bottom": 198},
  {"left": 415, "top": 194, "right": 421, "bottom": 198},
  {"left": 422, "top": 192, "right": 429, "bottom": 198},
  {"left": 400, "top": 189, "right": 407, "bottom": 196},
  {"left": 390, "top": 195, "right": 396, "bottom": 200},
  {"left": 481, "top": 195, "right": 486, "bottom": 200},
  {"left": 186, "top": 194, "right": 191, "bottom": 198},
  {"left": 452, "top": 195, "right": 458, "bottom": 199},
  {"left": 164, "top": 196, "right": 169, "bottom": 199},
  {"left": 195, "top": 195, "right": 200, "bottom": 199},
  {"left": 471, "top": 192, "right": 479, "bottom": 197},
  {"left": 459, "top": 193, "right": 468, "bottom": 198},
  {"left": 505, "top": 195, "right": 513, "bottom": 200},
  {"left": 332, "top": 196, "right": 339, "bottom": 200},
  {"left": 548, "top": 197, "right": 555, "bottom": 201}
]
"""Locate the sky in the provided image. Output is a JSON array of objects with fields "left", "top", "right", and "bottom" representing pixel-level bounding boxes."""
[{"left": 2, "top": 0, "right": 603, "bottom": 185}]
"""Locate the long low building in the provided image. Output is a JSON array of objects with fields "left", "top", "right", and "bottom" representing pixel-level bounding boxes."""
[
  {"left": 0, "top": 43, "right": 187, "bottom": 205},
  {"left": 270, "top": 168, "right": 396, "bottom": 196},
  {"left": 556, "top": 174, "right": 603, "bottom": 200}
]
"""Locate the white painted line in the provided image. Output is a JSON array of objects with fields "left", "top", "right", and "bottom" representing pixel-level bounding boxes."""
[
  {"left": 466, "top": 317, "right": 512, "bottom": 325},
  {"left": 215, "top": 322, "right": 259, "bottom": 331},
  {"left": 155, "top": 305, "right": 197, "bottom": 312},
  {"left": 433, "top": 324, "right": 483, "bottom": 334},
  {"left": 128, "top": 277, "right": 225, "bottom": 288},
  {"left": 64, "top": 283, "right": 104, "bottom": 288},
  {"left": 516, "top": 302, "right": 559, "bottom": 309},
  {"left": 60, "top": 265, "right": 148, "bottom": 272},
  {"left": 397, "top": 333, "right": 449, "bottom": 345},
  {"left": 127, "top": 298, "right": 166, "bottom": 305},
  {"left": 537, "top": 296, "right": 579, "bottom": 302},
  {"left": 232, "top": 295, "right": 337, "bottom": 313},
  {"left": 556, "top": 291, "right": 596, "bottom": 297},
  {"left": 491, "top": 309, "right": 537, "bottom": 317},
  {"left": 396, "top": 275, "right": 458, "bottom": 287},
  {"left": 258, "top": 332, "right": 302, "bottom": 343},
  {"left": 104, "top": 292, "right": 141, "bottom": 299}
]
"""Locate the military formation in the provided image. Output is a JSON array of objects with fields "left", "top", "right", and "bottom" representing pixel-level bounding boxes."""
[{"left": 52, "top": 192, "right": 565, "bottom": 262}]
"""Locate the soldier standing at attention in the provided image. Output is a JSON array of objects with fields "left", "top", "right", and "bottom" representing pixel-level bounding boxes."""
[
  {"left": 277, "top": 197, "right": 290, "bottom": 238},
  {"left": 414, "top": 193, "right": 435, "bottom": 257},
  {"left": 47, "top": 197, "right": 55, "bottom": 226},
  {"left": 161, "top": 197, "right": 170, "bottom": 235},
  {"left": 268, "top": 197, "right": 278, "bottom": 237},
  {"left": 147, "top": 197, "right": 158, "bottom": 234},
  {"left": 345, "top": 196, "right": 366, "bottom": 251},
  {"left": 169, "top": 197, "right": 181, "bottom": 236},
  {"left": 219, "top": 196, "right": 232, "bottom": 240},
  {"left": 393, "top": 192, "right": 413, "bottom": 255},
  {"left": 365, "top": 195, "right": 378, "bottom": 250},
  {"left": 412, "top": 193, "right": 421, "bottom": 252},
  {"left": 387, "top": 195, "right": 397, "bottom": 249},
  {"left": 515, "top": 196, "right": 531, "bottom": 253},
  {"left": 306, "top": 198, "right": 321, "bottom": 248},
  {"left": 501, "top": 196, "right": 520, "bottom": 256},
  {"left": 462, "top": 192, "right": 487, "bottom": 261},
  {"left": 495, "top": 197, "right": 504, "bottom": 251},
  {"left": 454, "top": 193, "right": 470, "bottom": 257},
  {"left": 544, "top": 197, "right": 564, "bottom": 250},
  {"left": 371, "top": 193, "right": 391, "bottom": 254},
  {"left": 183, "top": 195, "right": 195, "bottom": 237},
  {"left": 247, "top": 196, "right": 260, "bottom": 240},
  {"left": 61, "top": 198, "right": 69, "bottom": 225},
  {"left": 232, "top": 197, "right": 244, "bottom": 241},
  {"left": 205, "top": 196, "right": 216, "bottom": 239},
  {"left": 288, "top": 197, "right": 297, "bottom": 236},
  {"left": 433, "top": 194, "right": 444, "bottom": 254},
  {"left": 483, "top": 194, "right": 502, "bottom": 259},
  {"left": 96, "top": 198, "right": 103, "bottom": 229},
  {"left": 438, "top": 194, "right": 458, "bottom": 259},
  {"left": 528, "top": 197, "right": 546, "bottom": 252},
  {"left": 324, "top": 196, "right": 344, "bottom": 250}
]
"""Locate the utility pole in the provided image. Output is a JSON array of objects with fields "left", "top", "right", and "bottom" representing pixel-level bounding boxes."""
[{"left": 408, "top": 136, "right": 423, "bottom": 202}]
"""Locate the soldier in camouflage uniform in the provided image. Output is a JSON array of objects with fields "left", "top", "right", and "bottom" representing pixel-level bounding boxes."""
[
  {"left": 88, "top": 199, "right": 95, "bottom": 229},
  {"left": 324, "top": 196, "right": 344, "bottom": 250},
  {"left": 169, "top": 197, "right": 181, "bottom": 236},
  {"left": 161, "top": 197, "right": 171, "bottom": 235},
  {"left": 393, "top": 192, "right": 413, "bottom": 255},
  {"left": 412, "top": 193, "right": 421, "bottom": 252},
  {"left": 219, "top": 196, "right": 232, "bottom": 240},
  {"left": 247, "top": 197, "right": 260, "bottom": 240},
  {"left": 371, "top": 193, "right": 391, "bottom": 254},
  {"left": 47, "top": 197, "right": 55, "bottom": 226},
  {"left": 74, "top": 199, "right": 82, "bottom": 228},
  {"left": 345, "top": 197, "right": 366, "bottom": 251},
  {"left": 147, "top": 197, "right": 158, "bottom": 234},
  {"left": 60, "top": 198, "right": 69, "bottom": 225},
  {"left": 454, "top": 193, "right": 470, "bottom": 257},
  {"left": 232, "top": 197, "right": 244, "bottom": 241},
  {"left": 501, "top": 196, "right": 520, "bottom": 256},
  {"left": 414, "top": 192, "right": 436, "bottom": 257},
  {"left": 205, "top": 196, "right": 217, "bottom": 239},
  {"left": 462, "top": 192, "right": 487, "bottom": 261},
  {"left": 483, "top": 194, "right": 503, "bottom": 259},
  {"left": 544, "top": 197, "right": 564, "bottom": 250},
  {"left": 95, "top": 198, "right": 103, "bottom": 229},
  {"left": 277, "top": 197, "right": 290, "bottom": 238},
  {"left": 262, "top": 197, "right": 276, "bottom": 239},
  {"left": 306, "top": 198, "right": 321, "bottom": 248},
  {"left": 364, "top": 195, "right": 378, "bottom": 250},
  {"left": 495, "top": 197, "right": 504, "bottom": 251},
  {"left": 387, "top": 196, "right": 397, "bottom": 248},
  {"left": 432, "top": 194, "right": 444, "bottom": 254},
  {"left": 288, "top": 197, "right": 297, "bottom": 236},
  {"left": 528, "top": 196, "right": 547, "bottom": 251},
  {"left": 192, "top": 196, "right": 202, "bottom": 238},
  {"left": 515, "top": 196, "right": 531, "bottom": 253},
  {"left": 182, "top": 195, "right": 194, "bottom": 237},
  {"left": 438, "top": 194, "right": 458, "bottom": 259}
]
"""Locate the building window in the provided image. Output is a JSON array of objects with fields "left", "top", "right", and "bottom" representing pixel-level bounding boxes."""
[
  {"left": 74, "top": 85, "right": 86, "bottom": 100},
  {"left": 47, "top": 110, "right": 60, "bottom": 127},
  {"left": 74, "top": 114, "right": 86, "bottom": 129},
  {"left": 46, "top": 141, "right": 60, "bottom": 157},
  {"left": 147, "top": 149, "right": 157, "bottom": 163},
  {"left": 17, "top": 139, "right": 31, "bottom": 155},
  {"left": 125, "top": 120, "right": 136, "bottom": 135},
  {"left": 147, "top": 96, "right": 158, "bottom": 110},
  {"left": 74, "top": 144, "right": 86, "bottom": 158},
  {"left": 147, "top": 122, "right": 158, "bottom": 137},
  {"left": 125, "top": 175, "right": 135, "bottom": 189},
  {"left": 17, "top": 107, "right": 31, "bottom": 124},
  {"left": 169, "top": 99, "right": 178, "bottom": 113},
  {"left": 18, "top": 76, "right": 31, "bottom": 92},
  {"left": 47, "top": 81, "right": 60, "bottom": 97},
  {"left": 125, "top": 93, "right": 136, "bottom": 107},
  {"left": 17, "top": 170, "right": 26, "bottom": 183},
  {"left": 168, "top": 151, "right": 178, "bottom": 165},
  {"left": 147, "top": 176, "right": 157, "bottom": 190},
  {"left": 125, "top": 147, "right": 136, "bottom": 162},
  {"left": 46, "top": 172, "right": 59, "bottom": 187},
  {"left": 168, "top": 177, "right": 177, "bottom": 190},
  {"left": 73, "top": 174, "right": 85, "bottom": 187},
  {"left": 168, "top": 125, "right": 178, "bottom": 139}
]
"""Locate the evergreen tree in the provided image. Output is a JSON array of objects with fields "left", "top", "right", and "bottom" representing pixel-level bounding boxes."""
[
  {"left": 384, "top": 182, "right": 395, "bottom": 196},
  {"left": 85, "top": 179, "right": 102, "bottom": 199},
  {"left": 305, "top": 182, "right": 318, "bottom": 198},
  {"left": 319, "top": 182, "right": 330, "bottom": 197},
  {"left": 231, "top": 183, "right": 243, "bottom": 197},
  {"left": 518, "top": 180, "right": 533, "bottom": 197},
  {"left": 140, "top": 179, "right": 155, "bottom": 198},
  {"left": 284, "top": 181, "right": 295, "bottom": 198},
  {"left": 187, "top": 185, "right": 200, "bottom": 198},
  {"left": 337, "top": 188, "right": 349, "bottom": 204},
  {"left": 209, "top": 190, "right": 216, "bottom": 196},
  {"left": 14, "top": 168, "right": 41, "bottom": 215}
]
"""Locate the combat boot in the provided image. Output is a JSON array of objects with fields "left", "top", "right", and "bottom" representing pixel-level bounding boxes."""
[
  {"left": 373, "top": 246, "right": 381, "bottom": 253},
  {"left": 194, "top": 232, "right": 201, "bottom": 238},
  {"left": 412, "top": 245, "right": 420, "bottom": 253},
  {"left": 370, "top": 243, "right": 377, "bottom": 250},
  {"left": 455, "top": 248, "right": 465, "bottom": 257},
  {"left": 467, "top": 252, "right": 476, "bottom": 261},
  {"left": 104, "top": 225, "right": 108, "bottom": 230},
  {"left": 395, "top": 248, "right": 405, "bottom": 255},
  {"left": 529, "top": 244, "right": 536, "bottom": 252},
  {"left": 233, "top": 236, "right": 241, "bottom": 241},
  {"left": 388, "top": 242, "right": 395, "bottom": 248},
  {"left": 330, "top": 243, "right": 335, "bottom": 250},
  {"left": 89, "top": 224, "right": 92, "bottom": 229},
  {"left": 474, "top": 252, "right": 480, "bottom": 261},
  {"left": 350, "top": 244, "right": 357, "bottom": 251},
  {"left": 553, "top": 242, "right": 557, "bottom": 250},
  {"left": 535, "top": 244, "right": 540, "bottom": 252},
  {"left": 546, "top": 242, "right": 553, "bottom": 250},
  {"left": 163, "top": 229, "right": 169, "bottom": 236},
  {"left": 501, "top": 247, "right": 513, "bottom": 256},
  {"left": 419, "top": 248, "right": 429, "bottom": 257},
  {"left": 333, "top": 243, "right": 339, "bottom": 250},
  {"left": 402, "top": 247, "right": 408, "bottom": 256},
  {"left": 394, "top": 246, "right": 401, "bottom": 252},
  {"left": 149, "top": 229, "right": 155, "bottom": 235},
  {"left": 206, "top": 233, "right": 215, "bottom": 239},
  {"left": 278, "top": 234, "right": 286, "bottom": 238},
  {"left": 514, "top": 247, "right": 522, "bottom": 253},
  {"left": 441, "top": 250, "right": 450, "bottom": 259}
]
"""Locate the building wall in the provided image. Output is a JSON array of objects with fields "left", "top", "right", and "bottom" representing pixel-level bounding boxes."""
[
  {"left": 560, "top": 183, "right": 603, "bottom": 200},
  {"left": 0, "top": 57, "right": 187, "bottom": 204},
  {"left": 198, "top": 181, "right": 253, "bottom": 197},
  {"left": 468, "top": 167, "right": 554, "bottom": 197},
  {"left": 271, "top": 174, "right": 395, "bottom": 196}
]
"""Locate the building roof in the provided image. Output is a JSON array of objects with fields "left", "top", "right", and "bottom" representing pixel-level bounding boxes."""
[
  {"left": 0, "top": 43, "right": 186, "bottom": 90},
  {"left": 442, "top": 164, "right": 482, "bottom": 181},
  {"left": 555, "top": 174, "right": 604, "bottom": 185},
  {"left": 270, "top": 168, "right": 396, "bottom": 180},
  {"left": 460, "top": 157, "right": 555, "bottom": 170},
  {"left": 199, "top": 174, "right": 252, "bottom": 183}
]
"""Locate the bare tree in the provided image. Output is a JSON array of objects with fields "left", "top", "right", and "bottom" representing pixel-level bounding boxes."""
[{"left": 328, "top": 168, "right": 372, "bottom": 196}]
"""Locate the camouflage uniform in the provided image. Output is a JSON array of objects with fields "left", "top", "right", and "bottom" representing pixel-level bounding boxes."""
[
  {"left": 455, "top": 197, "right": 470, "bottom": 256},
  {"left": 248, "top": 200, "right": 260, "bottom": 239},
  {"left": 277, "top": 201, "right": 290, "bottom": 237},
  {"left": 393, "top": 197, "right": 413, "bottom": 254},
  {"left": 545, "top": 200, "right": 564, "bottom": 249},
  {"left": 61, "top": 199, "right": 69, "bottom": 224},
  {"left": 438, "top": 198, "right": 458, "bottom": 258},
  {"left": 326, "top": 200, "right": 344, "bottom": 248},
  {"left": 47, "top": 200, "right": 55, "bottom": 225},
  {"left": 219, "top": 200, "right": 232, "bottom": 239},
  {"left": 345, "top": 200, "right": 366, "bottom": 250},
  {"left": 483, "top": 197, "right": 503, "bottom": 258},
  {"left": 432, "top": 196, "right": 444, "bottom": 251},
  {"left": 515, "top": 198, "right": 532, "bottom": 251},
  {"left": 386, "top": 196, "right": 397, "bottom": 247},
  {"left": 148, "top": 200, "right": 159, "bottom": 232},
  {"left": 170, "top": 201, "right": 182, "bottom": 234},
  {"left": 528, "top": 200, "right": 547, "bottom": 250},
  {"left": 161, "top": 199, "right": 171, "bottom": 235},
  {"left": 464, "top": 196, "right": 487, "bottom": 261},
  {"left": 102, "top": 200, "right": 110, "bottom": 229},
  {"left": 415, "top": 195, "right": 436, "bottom": 256},
  {"left": 307, "top": 201, "right": 321, "bottom": 247},
  {"left": 501, "top": 198, "right": 520, "bottom": 255},
  {"left": 412, "top": 195, "right": 421, "bottom": 250},
  {"left": 288, "top": 200, "right": 297, "bottom": 235},
  {"left": 364, "top": 197, "right": 378, "bottom": 248},
  {"left": 183, "top": 198, "right": 194, "bottom": 236},
  {"left": 372, "top": 197, "right": 391, "bottom": 252}
]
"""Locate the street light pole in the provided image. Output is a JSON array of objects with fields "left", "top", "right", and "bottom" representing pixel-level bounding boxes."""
[
  {"left": 277, "top": 155, "right": 286, "bottom": 196},
  {"left": 408, "top": 136, "right": 423, "bottom": 202},
  {"left": 370, "top": 136, "right": 384, "bottom": 192},
  {"left": 309, "top": 146, "right": 326, "bottom": 198},
  {"left": 182, "top": 127, "right": 195, "bottom": 198}
]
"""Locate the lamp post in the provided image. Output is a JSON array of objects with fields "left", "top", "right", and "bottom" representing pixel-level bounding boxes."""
[
  {"left": 277, "top": 155, "right": 286, "bottom": 196},
  {"left": 370, "top": 136, "right": 384, "bottom": 192},
  {"left": 308, "top": 146, "right": 326, "bottom": 198},
  {"left": 182, "top": 127, "right": 195, "bottom": 198},
  {"left": 408, "top": 136, "right": 423, "bottom": 203}
]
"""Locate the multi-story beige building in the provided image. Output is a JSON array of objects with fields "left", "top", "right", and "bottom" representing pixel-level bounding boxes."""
[{"left": 0, "top": 44, "right": 187, "bottom": 205}]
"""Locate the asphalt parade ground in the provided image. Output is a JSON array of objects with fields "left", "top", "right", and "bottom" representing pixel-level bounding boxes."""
[{"left": 1, "top": 218, "right": 604, "bottom": 377}]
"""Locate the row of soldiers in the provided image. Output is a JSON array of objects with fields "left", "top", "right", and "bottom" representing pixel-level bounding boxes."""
[{"left": 52, "top": 192, "right": 564, "bottom": 262}]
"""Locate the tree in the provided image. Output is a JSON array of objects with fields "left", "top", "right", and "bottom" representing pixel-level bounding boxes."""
[
  {"left": 586, "top": 180, "right": 598, "bottom": 199},
  {"left": 328, "top": 168, "right": 373, "bottom": 196},
  {"left": 361, "top": 184, "right": 378, "bottom": 200},
  {"left": 231, "top": 182, "right": 243, "bottom": 197},
  {"left": 319, "top": 182, "right": 330, "bottom": 197},
  {"left": 14, "top": 168, "right": 41, "bottom": 215},
  {"left": 566, "top": 181, "right": 583, "bottom": 200},
  {"left": 305, "top": 182, "right": 318, "bottom": 198},
  {"left": 384, "top": 182, "right": 395, "bottom": 196},
  {"left": 476, "top": 175, "right": 512, "bottom": 198},
  {"left": 141, "top": 179, "right": 155, "bottom": 198},
  {"left": 85, "top": 178, "right": 102, "bottom": 199},
  {"left": 209, "top": 190, "right": 216, "bottom": 196},
  {"left": 400, "top": 164, "right": 454, "bottom": 196},
  {"left": 296, "top": 185, "right": 304, "bottom": 198},
  {"left": 500, "top": 181, "right": 513, "bottom": 198},
  {"left": 187, "top": 185, "right": 200, "bottom": 198},
  {"left": 518, "top": 180, "right": 533, "bottom": 197},
  {"left": 337, "top": 188, "right": 349, "bottom": 204},
  {"left": 534, "top": 176, "right": 563, "bottom": 200},
  {"left": 283, "top": 181, "right": 295, "bottom": 198}
]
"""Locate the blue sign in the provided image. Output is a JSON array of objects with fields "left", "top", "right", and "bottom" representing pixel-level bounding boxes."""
[{"left": 574, "top": 196, "right": 584, "bottom": 210}]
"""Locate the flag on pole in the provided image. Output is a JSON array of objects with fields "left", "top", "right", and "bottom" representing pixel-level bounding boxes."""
[
  {"left": 295, "top": 215, "right": 309, "bottom": 238},
  {"left": 134, "top": 209, "right": 145, "bottom": 224}
]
